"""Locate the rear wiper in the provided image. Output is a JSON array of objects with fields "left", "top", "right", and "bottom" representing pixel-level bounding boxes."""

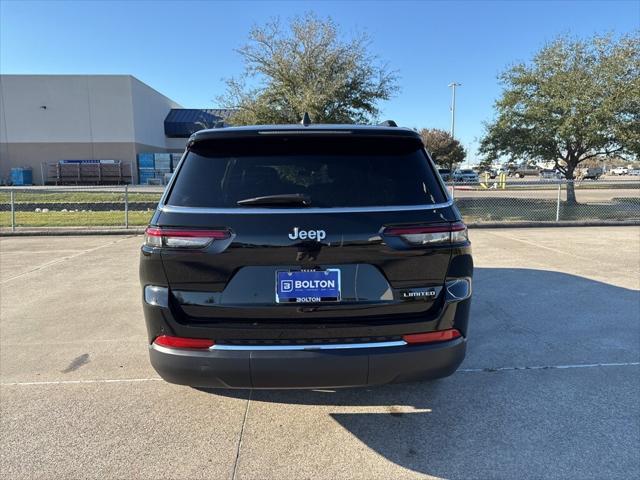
[{"left": 236, "top": 193, "right": 311, "bottom": 207}]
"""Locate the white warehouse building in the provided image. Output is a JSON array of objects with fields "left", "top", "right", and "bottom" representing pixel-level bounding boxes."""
[{"left": 0, "top": 74, "right": 231, "bottom": 184}]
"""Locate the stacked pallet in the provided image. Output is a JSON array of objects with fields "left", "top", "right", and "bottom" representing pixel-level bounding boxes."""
[{"left": 42, "top": 160, "right": 133, "bottom": 185}]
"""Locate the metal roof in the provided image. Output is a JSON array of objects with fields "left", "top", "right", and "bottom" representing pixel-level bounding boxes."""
[{"left": 164, "top": 109, "right": 235, "bottom": 138}]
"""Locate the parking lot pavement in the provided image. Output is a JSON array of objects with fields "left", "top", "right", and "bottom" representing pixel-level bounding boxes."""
[
  {"left": 0, "top": 235, "right": 129, "bottom": 283},
  {"left": 1, "top": 227, "right": 639, "bottom": 479}
]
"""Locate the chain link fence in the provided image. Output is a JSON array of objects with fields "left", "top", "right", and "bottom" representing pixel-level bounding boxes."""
[
  {"left": 447, "top": 179, "right": 640, "bottom": 224},
  {"left": 0, "top": 186, "right": 163, "bottom": 232},
  {"left": 1, "top": 180, "right": 639, "bottom": 232}
]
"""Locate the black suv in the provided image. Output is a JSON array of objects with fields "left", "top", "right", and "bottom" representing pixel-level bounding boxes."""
[{"left": 140, "top": 122, "right": 473, "bottom": 389}]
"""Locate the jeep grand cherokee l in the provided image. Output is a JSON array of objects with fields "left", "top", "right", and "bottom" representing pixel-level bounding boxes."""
[{"left": 140, "top": 122, "right": 473, "bottom": 389}]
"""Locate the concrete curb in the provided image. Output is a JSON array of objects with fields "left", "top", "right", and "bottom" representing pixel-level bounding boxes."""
[{"left": 1, "top": 221, "right": 639, "bottom": 236}]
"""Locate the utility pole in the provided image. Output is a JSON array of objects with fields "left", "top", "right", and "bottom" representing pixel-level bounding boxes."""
[{"left": 448, "top": 82, "right": 462, "bottom": 138}]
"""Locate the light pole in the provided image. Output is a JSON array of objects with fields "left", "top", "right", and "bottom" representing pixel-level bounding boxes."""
[{"left": 448, "top": 82, "right": 462, "bottom": 138}]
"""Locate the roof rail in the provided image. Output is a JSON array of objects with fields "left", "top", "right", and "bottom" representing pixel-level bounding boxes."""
[{"left": 378, "top": 120, "right": 398, "bottom": 127}]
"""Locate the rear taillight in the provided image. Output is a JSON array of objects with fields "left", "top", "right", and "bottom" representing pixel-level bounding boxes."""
[
  {"left": 153, "top": 335, "right": 214, "bottom": 349},
  {"left": 144, "top": 227, "right": 230, "bottom": 249},
  {"left": 383, "top": 222, "right": 468, "bottom": 246},
  {"left": 403, "top": 329, "right": 461, "bottom": 345}
]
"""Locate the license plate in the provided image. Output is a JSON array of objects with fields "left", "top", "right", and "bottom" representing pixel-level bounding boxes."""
[{"left": 276, "top": 269, "right": 341, "bottom": 303}]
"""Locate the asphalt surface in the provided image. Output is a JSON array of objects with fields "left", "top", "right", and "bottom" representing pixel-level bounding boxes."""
[{"left": 1, "top": 228, "right": 639, "bottom": 479}]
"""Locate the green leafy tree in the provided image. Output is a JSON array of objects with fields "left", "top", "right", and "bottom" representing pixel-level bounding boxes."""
[
  {"left": 477, "top": 156, "right": 494, "bottom": 171},
  {"left": 219, "top": 13, "right": 399, "bottom": 125},
  {"left": 479, "top": 33, "right": 639, "bottom": 202},
  {"left": 419, "top": 128, "right": 466, "bottom": 171}
]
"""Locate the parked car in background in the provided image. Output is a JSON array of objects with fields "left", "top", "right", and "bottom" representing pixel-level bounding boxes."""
[
  {"left": 509, "top": 163, "right": 541, "bottom": 178},
  {"left": 628, "top": 169, "right": 640, "bottom": 176},
  {"left": 453, "top": 169, "right": 479, "bottom": 182},
  {"left": 578, "top": 167, "right": 603, "bottom": 180},
  {"left": 539, "top": 169, "right": 561, "bottom": 179},
  {"left": 610, "top": 166, "right": 628, "bottom": 175},
  {"left": 438, "top": 168, "right": 452, "bottom": 181},
  {"left": 479, "top": 168, "right": 498, "bottom": 179},
  {"left": 497, "top": 165, "right": 510, "bottom": 175}
]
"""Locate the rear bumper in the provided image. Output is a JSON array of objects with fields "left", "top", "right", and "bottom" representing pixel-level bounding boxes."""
[{"left": 149, "top": 337, "right": 466, "bottom": 389}]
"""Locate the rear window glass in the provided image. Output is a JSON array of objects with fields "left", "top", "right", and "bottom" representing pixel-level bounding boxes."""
[{"left": 166, "top": 135, "right": 446, "bottom": 208}]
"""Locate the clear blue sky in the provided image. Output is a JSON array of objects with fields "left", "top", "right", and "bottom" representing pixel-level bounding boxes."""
[{"left": 1, "top": 0, "right": 638, "bottom": 161}]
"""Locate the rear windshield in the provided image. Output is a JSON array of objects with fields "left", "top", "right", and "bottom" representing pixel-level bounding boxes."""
[{"left": 166, "top": 135, "right": 446, "bottom": 208}]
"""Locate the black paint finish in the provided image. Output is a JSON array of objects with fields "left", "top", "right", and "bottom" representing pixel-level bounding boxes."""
[{"left": 139, "top": 123, "right": 473, "bottom": 388}]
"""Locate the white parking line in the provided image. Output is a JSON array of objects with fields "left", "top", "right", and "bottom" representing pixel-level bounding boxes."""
[
  {"left": 1, "top": 377, "right": 162, "bottom": 386},
  {"left": 2, "top": 362, "right": 638, "bottom": 387},
  {"left": 1, "top": 236, "right": 135, "bottom": 284},
  {"left": 483, "top": 230, "right": 640, "bottom": 286},
  {"left": 485, "top": 230, "right": 597, "bottom": 261},
  {"left": 1, "top": 338, "right": 144, "bottom": 346},
  {"left": 1, "top": 249, "right": 84, "bottom": 255}
]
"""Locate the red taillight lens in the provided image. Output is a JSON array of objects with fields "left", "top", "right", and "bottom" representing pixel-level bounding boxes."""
[
  {"left": 384, "top": 222, "right": 468, "bottom": 246},
  {"left": 153, "top": 335, "right": 214, "bottom": 349},
  {"left": 402, "top": 329, "right": 461, "bottom": 345},
  {"left": 144, "top": 227, "right": 230, "bottom": 249}
]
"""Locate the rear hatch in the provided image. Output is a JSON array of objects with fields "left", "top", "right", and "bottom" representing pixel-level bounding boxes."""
[{"left": 154, "top": 129, "right": 459, "bottom": 324}]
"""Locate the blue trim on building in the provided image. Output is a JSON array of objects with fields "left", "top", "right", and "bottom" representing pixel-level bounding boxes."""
[{"left": 164, "top": 109, "right": 235, "bottom": 138}]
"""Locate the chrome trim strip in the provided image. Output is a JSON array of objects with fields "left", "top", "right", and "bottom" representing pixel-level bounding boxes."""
[
  {"left": 160, "top": 199, "right": 454, "bottom": 215},
  {"left": 210, "top": 340, "right": 407, "bottom": 351}
]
